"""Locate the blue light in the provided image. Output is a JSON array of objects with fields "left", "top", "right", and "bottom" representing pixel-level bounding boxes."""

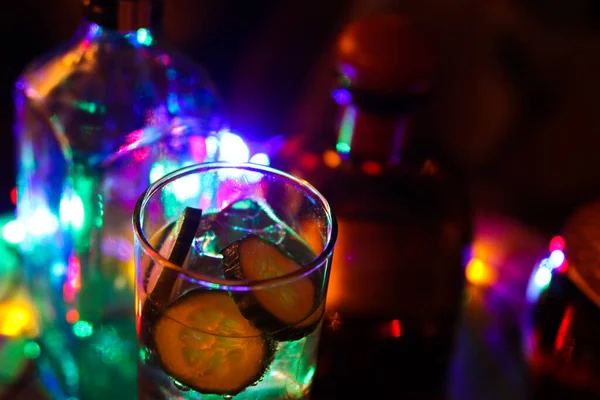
[
  {"left": 149, "top": 162, "right": 167, "bottom": 184},
  {"left": 167, "top": 92, "right": 180, "bottom": 114},
  {"left": 526, "top": 262, "right": 553, "bottom": 303},
  {"left": 2, "top": 220, "right": 26, "bottom": 244},
  {"left": 218, "top": 131, "right": 250, "bottom": 163},
  {"left": 538, "top": 258, "right": 551, "bottom": 270},
  {"left": 172, "top": 173, "right": 201, "bottom": 201},
  {"left": 549, "top": 250, "right": 565, "bottom": 269},
  {"left": 51, "top": 262, "right": 67, "bottom": 278},
  {"left": 249, "top": 153, "right": 270, "bottom": 166},
  {"left": 206, "top": 136, "right": 219, "bottom": 158},
  {"left": 534, "top": 265, "right": 552, "bottom": 288},
  {"left": 26, "top": 208, "right": 59, "bottom": 236}
]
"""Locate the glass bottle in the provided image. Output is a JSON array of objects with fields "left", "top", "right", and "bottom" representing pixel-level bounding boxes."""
[
  {"left": 273, "top": 14, "right": 472, "bottom": 398},
  {"left": 13, "top": 1, "right": 224, "bottom": 398}
]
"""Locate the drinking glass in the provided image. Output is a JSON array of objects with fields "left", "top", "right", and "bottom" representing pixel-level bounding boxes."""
[{"left": 133, "top": 162, "right": 337, "bottom": 399}]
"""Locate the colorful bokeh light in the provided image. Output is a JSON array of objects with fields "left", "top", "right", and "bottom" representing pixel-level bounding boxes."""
[
  {"left": 0, "top": 300, "right": 36, "bottom": 337},
  {"left": 3, "top": 220, "right": 26, "bottom": 244},
  {"left": 466, "top": 257, "right": 495, "bottom": 286},
  {"left": 218, "top": 131, "right": 250, "bottom": 163}
]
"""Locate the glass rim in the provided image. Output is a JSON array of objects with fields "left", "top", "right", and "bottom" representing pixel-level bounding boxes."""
[{"left": 133, "top": 162, "right": 338, "bottom": 291}]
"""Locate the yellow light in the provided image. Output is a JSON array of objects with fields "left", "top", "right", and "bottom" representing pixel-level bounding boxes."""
[
  {"left": 128, "top": 258, "right": 136, "bottom": 289},
  {"left": 466, "top": 257, "right": 495, "bottom": 286},
  {"left": 0, "top": 301, "right": 36, "bottom": 337}
]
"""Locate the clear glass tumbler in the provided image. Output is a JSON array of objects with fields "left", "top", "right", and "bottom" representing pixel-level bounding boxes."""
[{"left": 133, "top": 162, "right": 337, "bottom": 399}]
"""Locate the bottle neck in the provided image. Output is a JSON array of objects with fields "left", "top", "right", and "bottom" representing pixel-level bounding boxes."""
[
  {"left": 334, "top": 88, "right": 425, "bottom": 166},
  {"left": 83, "top": 0, "right": 161, "bottom": 32}
]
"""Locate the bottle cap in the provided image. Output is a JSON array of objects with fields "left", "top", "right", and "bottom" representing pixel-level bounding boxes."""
[
  {"left": 336, "top": 14, "right": 436, "bottom": 96},
  {"left": 82, "top": 0, "right": 162, "bottom": 31},
  {"left": 334, "top": 14, "right": 436, "bottom": 163}
]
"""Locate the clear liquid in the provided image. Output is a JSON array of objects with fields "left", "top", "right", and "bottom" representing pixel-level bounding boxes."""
[
  {"left": 139, "top": 325, "right": 319, "bottom": 400},
  {"left": 137, "top": 210, "right": 324, "bottom": 399}
]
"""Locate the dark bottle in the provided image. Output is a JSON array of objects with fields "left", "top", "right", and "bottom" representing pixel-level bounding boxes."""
[
  {"left": 524, "top": 200, "right": 600, "bottom": 400},
  {"left": 272, "top": 14, "right": 471, "bottom": 399}
]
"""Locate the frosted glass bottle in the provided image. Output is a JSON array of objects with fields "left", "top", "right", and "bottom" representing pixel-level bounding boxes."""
[{"left": 13, "top": 1, "right": 224, "bottom": 398}]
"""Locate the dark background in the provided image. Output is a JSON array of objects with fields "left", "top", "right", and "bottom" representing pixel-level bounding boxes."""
[{"left": 3, "top": 0, "right": 600, "bottom": 231}]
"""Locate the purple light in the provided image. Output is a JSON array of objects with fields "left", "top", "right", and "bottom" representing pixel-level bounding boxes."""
[{"left": 331, "top": 88, "right": 352, "bottom": 105}]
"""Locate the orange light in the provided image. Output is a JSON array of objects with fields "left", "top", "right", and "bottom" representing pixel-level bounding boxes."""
[
  {"left": 421, "top": 159, "right": 439, "bottom": 176},
  {"left": 66, "top": 309, "right": 80, "bottom": 324},
  {"left": 466, "top": 257, "right": 495, "bottom": 286},
  {"left": 361, "top": 161, "right": 382, "bottom": 176},
  {"left": 298, "top": 219, "right": 325, "bottom": 255},
  {"left": 323, "top": 150, "right": 342, "bottom": 169},
  {"left": 328, "top": 312, "right": 343, "bottom": 331}
]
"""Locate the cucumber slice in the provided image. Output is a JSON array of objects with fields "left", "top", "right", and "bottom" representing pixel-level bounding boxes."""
[
  {"left": 221, "top": 234, "right": 322, "bottom": 341},
  {"left": 154, "top": 290, "right": 275, "bottom": 395}
]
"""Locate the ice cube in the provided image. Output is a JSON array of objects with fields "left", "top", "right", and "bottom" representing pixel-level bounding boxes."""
[
  {"left": 216, "top": 199, "right": 318, "bottom": 266},
  {"left": 217, "top": 198, "right": 274, "bottom": 232},
  {"left": 184, "top": 214, "right": 225, "bottom": 279}
]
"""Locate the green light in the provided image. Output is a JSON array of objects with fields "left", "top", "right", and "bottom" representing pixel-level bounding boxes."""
[
  {"left": 336, "top": 142, "right": 351, "bottom": 154},
  {"left": 336, "top": 105, "right": 357, "bottom": 154},
  {"left": 59, "top": 193, "right": 85, "bottom": 229},
  {"left": 70, "top": 195, "right": 85, "bottom": 229},
  {"left": 231, "top": 199, "right": 253, "bottom": 210},
  {"left": 302, "top": 365, "right": 316, "bottom": 386},
  {"left": 75, "top": 101, "right": 105, "bottom": 114},
  {"left": 23, "top": 341, "right": 41, "bottom": 359},
  {"left": 92, "top": 328, "right": 127, "bottom": 365},
  {"left": 139, "top": 347, "right": 150, "bottom": 363},
  {"left": 136, "top": 29, "right": 153, "bottom": 46},
  {"left": 73, "top": 320, "right": 94, "bottom": 338},
  {"left": 340, "top": 74, "right": 352, "bottom": 88},
  {"left": 149, "top": 162, "right": 167, "bottom": 184},
  {"left": 0, "top": 336, "right": 28, "bottom": 382}
]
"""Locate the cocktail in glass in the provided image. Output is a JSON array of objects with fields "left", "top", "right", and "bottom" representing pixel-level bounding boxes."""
[{"left": 133, "top": 162, "right": 337, "bottom": 399}]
